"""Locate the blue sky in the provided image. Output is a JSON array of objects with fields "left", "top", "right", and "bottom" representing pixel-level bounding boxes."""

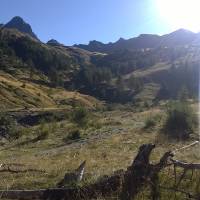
[{"left": 1, "top": 0, "right": 175, "bottom": 45}]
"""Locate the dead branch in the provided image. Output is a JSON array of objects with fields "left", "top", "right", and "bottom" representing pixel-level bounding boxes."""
[
  {"left": 171, "top": 158, "right": 200, "bottom": 170},
  {"left": 172, "top": 141, "right": 199, "bottom": 155}
]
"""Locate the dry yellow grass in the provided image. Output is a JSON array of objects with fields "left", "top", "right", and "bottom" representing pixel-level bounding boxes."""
[{"left": 0, "top": 71, "right": 102, "bottom": 110}]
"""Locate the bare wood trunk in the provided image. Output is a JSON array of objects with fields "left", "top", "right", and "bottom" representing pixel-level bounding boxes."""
[{"left": 119, "top": 144, "right": 173, "bottom": 200}]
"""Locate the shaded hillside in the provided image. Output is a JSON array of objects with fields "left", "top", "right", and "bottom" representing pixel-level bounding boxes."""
[
  {"left": 0, "top": 27, "right": 99, "bottom": 86},
  {"left": 0, "top": 28, "right": 133, "bottom": 103},
  {"left": 90, "top": 46, "right": 200, "bottom": 102}
]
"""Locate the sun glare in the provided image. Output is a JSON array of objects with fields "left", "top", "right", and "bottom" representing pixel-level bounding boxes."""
[{"left": 155, "top": 0, "right": 200, "bottom": 32}]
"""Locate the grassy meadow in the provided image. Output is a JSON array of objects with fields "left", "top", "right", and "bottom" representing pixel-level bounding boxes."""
[{"left": 0, "top": 100, "right": 200, "bottom": 199}]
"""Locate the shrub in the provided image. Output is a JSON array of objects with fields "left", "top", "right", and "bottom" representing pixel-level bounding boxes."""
[
  {"left": 36, "top": 120, "right": 49, "bottom": 140},
  {"left": 67, "top": 129, "right": 81, "bottom": 140},
  {"left": 143, "top": 101, "right": 150, "bottom": 109},
  {"left": 0, "top": 114, "right": 19, "bottom": 139},
  {"left": 71, "top": 106, "right": 88, "bottom": 126},
  {"left": 162, "top": 101, "right": 197, "bottom": 139},
  {"left": 37, "top": 129, "right": 49, "bottom": 140},
  {"left": 88, "top": 120, "right": 102, "bottom": 130},
  {"left": 143, "top": 114, "right": 162, "bottom": 130},
  {"left": 144, "top": 117, "right": 156, "bottom": 130}
]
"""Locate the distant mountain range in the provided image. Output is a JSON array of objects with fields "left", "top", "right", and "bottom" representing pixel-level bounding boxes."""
[
  {"left": 75, "top": 29, "right": 200, "bottom": 53},
  {"left": 1, "top": 16, "right": 200, "bottom": 53}
]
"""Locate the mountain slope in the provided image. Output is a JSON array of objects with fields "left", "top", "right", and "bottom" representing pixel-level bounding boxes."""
[
  {"left": 0, "top": 28, "right": 102, "bottom": 109},
  {"left": 1, "top": 17, "right": 200, "bottom": 105}
]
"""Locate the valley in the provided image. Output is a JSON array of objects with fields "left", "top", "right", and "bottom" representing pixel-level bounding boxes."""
[{"left": 0, "top": 16, "right": 200, "bottom": 199}]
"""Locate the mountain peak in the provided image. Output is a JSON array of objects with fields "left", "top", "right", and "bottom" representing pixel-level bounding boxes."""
[
  {"left": 118, "top": 37, "right": 125, "bottom": 41},
  {"left": 168, "top": 28, "right": 195, "bottom": 36},
  {"left": 89, "top": 40, "right": 104, "bottom": 45},
  {"left": 47, "top": 39, "right": 62, "bottom": 46},
  {"left": 4, "top": 16, "right": 38, "bottom": 40},
  {"left": 10, "top": 16, "right": 24, "bottom": 23}
]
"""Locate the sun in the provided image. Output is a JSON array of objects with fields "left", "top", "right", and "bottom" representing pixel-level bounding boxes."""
[{"left": 155, "top": 0, "right": 200, "bottom": 32}]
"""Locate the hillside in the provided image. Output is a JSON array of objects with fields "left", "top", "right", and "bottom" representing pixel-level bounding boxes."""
[
  {"left": 0, "top": 16, "right": 199, "bottom": 109},
  {"left": 0, "top": 27, "right": 102, "bottom": 109},
  {"left": 1, "top": 25, "right": 200, "bottom": 105}
]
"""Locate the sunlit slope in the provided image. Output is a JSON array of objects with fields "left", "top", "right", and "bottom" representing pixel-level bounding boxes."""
[{"left": 0, "top": 71, "right": 101, "bottom": 110}]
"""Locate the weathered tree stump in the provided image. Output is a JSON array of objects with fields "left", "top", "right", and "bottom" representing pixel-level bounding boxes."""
[{"left": 120, "top": 144, "right": 173, "bottom": 200}]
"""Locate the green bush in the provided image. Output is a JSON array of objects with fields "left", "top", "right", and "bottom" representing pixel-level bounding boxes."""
[
  {"left": 71, "top": 106, "right": 88, "bottom": 126},
  {"left": 67, "top": 129, "right": 81, "bottom": 140},
  {"left": 36, "top": 120, "right": 49, "bottom": 140},
  {"left": 37, "top": 129, "right": 49, "bottom": 140},
  {"left": 162, "top": 101, "right": 197, "bottom": 139},
  {"left": 144, "top": 117, "right": 156, "bottom": 130},
  {"left": 0, "top": 114, "right": 20, "bottom": 139},
  {"left": 143, "top": 114, "right": 162, "bottom": 130}
]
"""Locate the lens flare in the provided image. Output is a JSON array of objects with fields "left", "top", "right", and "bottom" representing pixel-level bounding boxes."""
[{"left": 155, "top": 0, "right": 200, "bottom": 32}]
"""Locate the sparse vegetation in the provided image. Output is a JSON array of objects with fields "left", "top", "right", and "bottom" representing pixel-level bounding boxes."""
[
  {"left": 143, "top": 113, "right": 162, "bottom": 130},
  {"left": 36, "top": 120, "right": 49, "bottom": 140},
  {"left": 0, "top": 113, "right": 20, "bottom": 139},
  {"left": 144, "top": 117, "right": 156, "bottom": 130},
  {"left": 162, "top": 101, "right": 197, "bottom": 139},
  {"left": 71, "top": 106, "right": 88, "bottom": 126},
  {"left": 66, "top": 128, "right": 81, "bottom": 141}
]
